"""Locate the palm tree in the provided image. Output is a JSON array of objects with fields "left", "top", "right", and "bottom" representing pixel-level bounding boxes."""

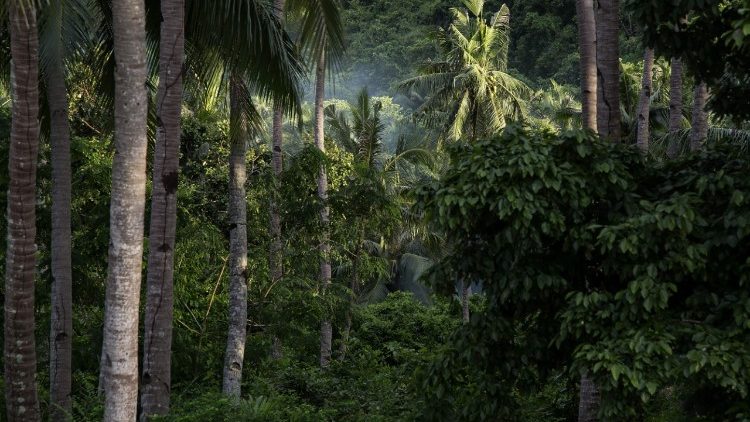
[
  {"left": 4, "top": 1, "right": 42, "bottom": 420},
  {"left": 531, "top": 81, "right": 582, "bottom": 131},
  {"left": 324, "top": 88, "right": 438, "bottom": 357},
  {"left": 668, "top": 58, "right": 684, "bottom": 133},
  {"left": 101, "top": 0, "right": 148, "bottom": 419},
  {"left": 267, "top": 0, "right": 344, "bottom": 359},
  {"left": 283, "top": 0, "right": 346, "bottom": 369},
  {"left": 575, "top": 0, "right": 597, "bottom": 131},
  {"left": 138, "top": 0, "right": 304, "bottom": 401},
  {"left": 636, "top": 48, "right": 655, "bottom": 151},
  {"left": 269, "top": 0, "right": 286, "bottom": 319},
  {"left": 399, "top": 1, "right": 530, "bottom": 143},
  {"left": 666, "top": 58, "right": 684, "bottom": 158},
  {"left": 223, "top": 75, "right": 250, "bottom": 397},
  {"left": 140, "top": 0, "right": 183, "bottom": 418},
  {"left": 690, "top": 82, "right": 709, "bottom": 151},
  {"left": 314, "top": 51, "right": 335, "bottom": 367},
  {"left": 37, "top": 0, "right": 79, "bottom": 418},
  {"left": 596, "top": 0, "right": 621, "bottom": 141}
]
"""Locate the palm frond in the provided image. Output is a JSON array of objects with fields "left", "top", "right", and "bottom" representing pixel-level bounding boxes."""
[
  {"left": 186, "top": 0, "right": 304, "bottom": 112},
  {"left": 286, "top": 0, "right": 345, "bottom": 71}
]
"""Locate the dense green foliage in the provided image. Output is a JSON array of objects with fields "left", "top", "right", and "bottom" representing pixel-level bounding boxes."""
[
  {"left": 416, "top": 126, "right": 750, "bottom": 420},
  {"left": 2, "top": 0, "right": 750, "bottom": 420}
]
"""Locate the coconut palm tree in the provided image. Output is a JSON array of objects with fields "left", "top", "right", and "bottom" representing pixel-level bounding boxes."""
[
  {"left": 223, "top": 75, "right": 250, "bottom": 397},
  {"left": 690, "top": 82, "right": 709, "bottom": 151},
  {"left": 291, "top": 0, "right": 345, "bottom": 368},
  {"left": 399, "top": 0, "right": 530, "bottom": 143},
  {"left": 324, "top": 88, "right": 438, "bottom": 357},
  {"left": 135, "top": 0, "right": 304, "bottom": 403},
  {"left": 269, "top": 0, "right": 286, "bottom": 313},
  {"left": 666, "top": 58, "right": 685, "bottom": 158},
  {"left": 37, "top": 0, "right": 79, "bottom": 417},
  {"left": 267, "top": 0, "right": 344, "bottom": 359},
  {"left": 140, "top": 0, "right": 183, "bottom": 418},
  {"left": 4, "top": 0, "right": 42, "bottom": 420},
  {"left": 531, "top": 81, "right": 582, "bottom": 131},
  {"left": 575, "top": 0, "right": 597, "bottom": 131},
  {"left": 100, "top": 0, "right": 148, "bottom": 420},
  {"left": 596, "top": 0, "right": 621, "bottom": 141},
  {"left": 636, "top": 48, "right": 655, "bottom": 151}
]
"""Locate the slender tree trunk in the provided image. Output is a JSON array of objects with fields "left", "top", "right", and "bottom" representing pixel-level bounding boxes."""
[
  {"left": 269, "top": 0, "right": 286, "bottom": 360},
  {"left": 636, "top": 48, "right": 655, "bottom": 152},
  {"left": 666, "top": 58, "right": 684, "bottom": 158},
  {"left": 668, "top": 58, "right": 683, "bottom": 133},
  {"left": 315, "top": 53, "right": 333, "bottom": 368},
  {"left": 140, "top": 0, "right": 184, "bottom": 418},
  {"left": 268, "top": 0, "right": 285, "bottom": 286},
  {"left": 578, "top": 371, "right": 600, "bottom": 422},
  {"left": 461, "top": 279, "right": 471, "bottom": 324},
  {"left": 4, "top": 2, "right": 42, "bottom": 420},
  {"left": 338, "top": 234, "right": 362, "bottom": 360},
  {"left": 595, "top": 0, "right": 621, "bottom": 141},
  {"left": 47, "top": 1, "right": 74, "bottom": 418},
  {"left": 101, "top": 0, "right": 149, "bottom": 420},
  {"left": 689, "top": 82, "right": 709, "bottom": 152},
  {"left": 223, "top": 76, "right": 249, "bottom": 397},
  {"left": 576, "top": 0, "right": 597, "bottom": 131}
]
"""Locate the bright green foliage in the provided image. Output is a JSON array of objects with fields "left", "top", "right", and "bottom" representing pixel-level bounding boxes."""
[
  {"left": 416, "top": 126, "right": 750, "bottom": 420},
  {"left": 399, "top": 1, "right": 531, "bottom": 143}
]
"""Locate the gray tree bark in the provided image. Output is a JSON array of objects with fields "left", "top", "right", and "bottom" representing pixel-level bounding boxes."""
[
  {"left": 46, "top": 1, "right": 74, "bottom": 419},
  {"left": 595, "top": 0, "right": 621, "bottom": 141},
  {"left": 315, "top": 52, "right": 333, "bottom": 368},
  {"left": 461, "top": 279, "right": 471, "bottom": 324},
  {"left": 666, "top": 58, "right": 684, "bottom": 158},
  {"left": 576, "top": 0, "right": 597, "bottom": 131},
  {"left": 101, "top": 0, "right": 149, "bottom": 420},
  {"left": 578, "top": 371, "right": 600, "bottom": 422},
  {"left": 223, "top": 76, "right": 249, "bottom": 397},
  {"left": 636, "top": 48, "right": 655, "bottom": 152},
  {"left": 690, "top": 82, "right": 709, "bottom": 152},
  {"left": 4, "top": 2, "right": 42, "bottom": 420},
  {"left": 140, "top": 0, "right": 184, "bottom": 418},
  {"left": 668, "top": 58, "right": 684, "bottom": 133}
]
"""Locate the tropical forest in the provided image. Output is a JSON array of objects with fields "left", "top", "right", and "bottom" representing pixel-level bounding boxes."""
[{"left": 1, "top": 0, "right": 750, "bottom": 420}]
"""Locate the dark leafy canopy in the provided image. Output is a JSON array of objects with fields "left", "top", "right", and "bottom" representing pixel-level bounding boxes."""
[
  {"left": 415, "top": 126, "right": 750, "bottom": 420},
  {"left": 625, "top": 0, "right": 750, "bottom": 120}
]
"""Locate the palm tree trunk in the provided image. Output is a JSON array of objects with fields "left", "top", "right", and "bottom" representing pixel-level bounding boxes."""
[
  {"left": 140, "top": 0, "right": 184, "bottom": 418},
  {"left": 461, "top": 279, "right": 471, "bottom": 324},
  {"left": 269, "top": 0, "right": 286, "bottom": 360},
  {"left": 338, "top": 233, "right": 363, "bottom": 360},
  {"left": 595, "top": 0, "right": 621, "bottom": 141},
  {"left": 668, "top": 58, "right": 683, "bottom": 133},
  {"left": 47, "top": 2, "right": 74, "bottom": 417},
  {"left": 223, "top": 76, "right": 249, "bottom": 398},
  {"left": 4, "top": 2, "right": 42, "bottom": 420},
  {"left": 636, "top": 48, "right": 655, "bottom": 152},
  {"left": 315, "top": 52, "right": 333, "bottom": 368},
  {"left": 690, "top": 82, "right": 709, "bottom": 152},
  {"left": 666, "top": 58, "right": 684, "bottom": 158},
  {"left": 578, "top": 371, "right": 600, "bottom": 422},
  {"left": 576, "top": 0, "right": 597, "bottom": 131},
  {"left": 102, "top": 0, "right": 149, "bottom": 420}
]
